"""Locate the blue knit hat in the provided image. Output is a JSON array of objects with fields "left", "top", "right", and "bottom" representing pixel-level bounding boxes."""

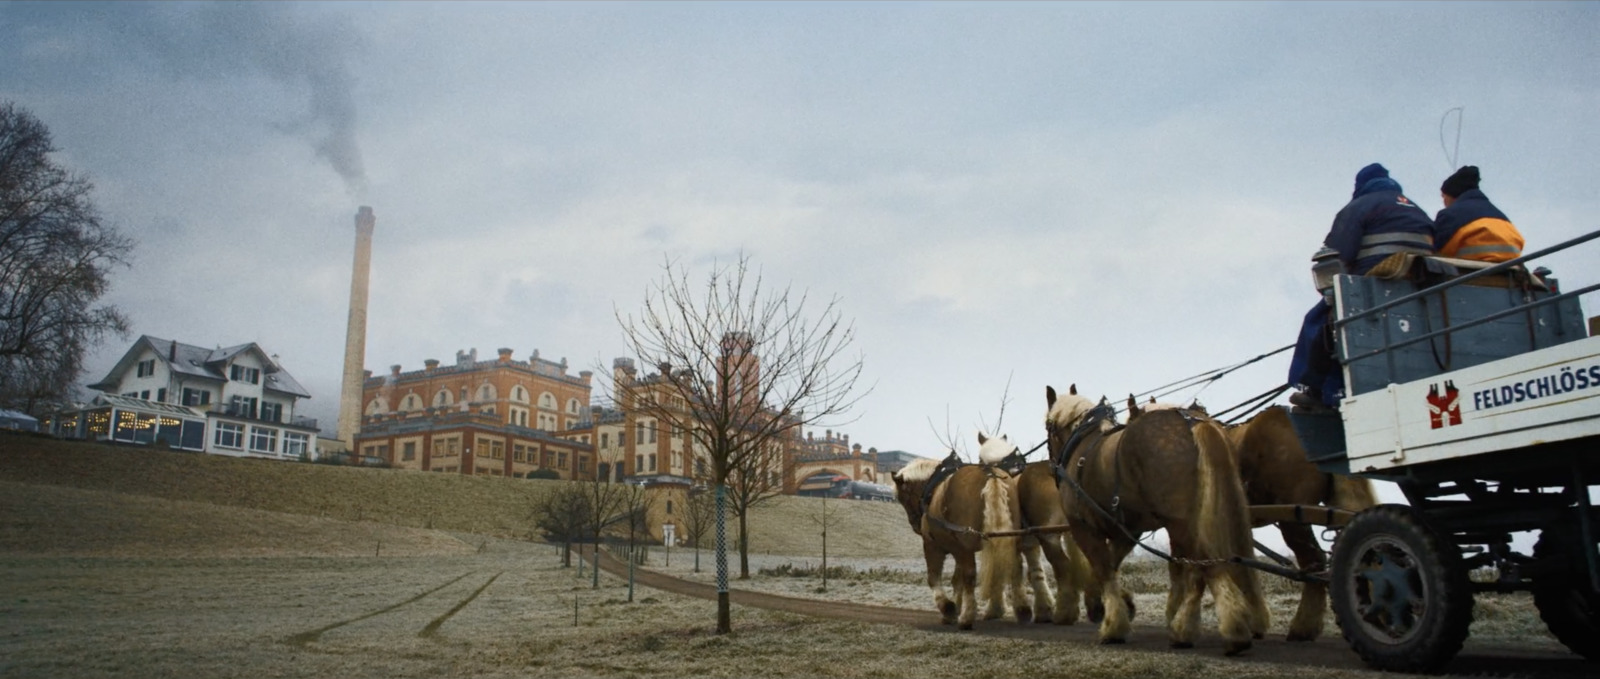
[{"left": 1354, "top": 163, "right": 1389, "bottom": 191}]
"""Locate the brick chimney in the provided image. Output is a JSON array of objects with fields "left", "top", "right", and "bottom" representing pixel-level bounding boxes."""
[{"left": 336, "top": 206, "right": 376, "bottom": 445}]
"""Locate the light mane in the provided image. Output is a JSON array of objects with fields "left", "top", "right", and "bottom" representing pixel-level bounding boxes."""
[
  {"left": 976, "top": 434, "right": 1015, "bottom": 465},
  {"left": 1144, "top": 401, "right": 1183, "bottom": 412},
  {"left": 1046, "top": 392, "right": 1117, "bottom": 432},
  {"left": 896, "top": 457, "right": 940, "bottom": 483}
]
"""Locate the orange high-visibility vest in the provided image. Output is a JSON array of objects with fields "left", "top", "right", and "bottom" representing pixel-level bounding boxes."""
[{"left": 1438, "top": 217, "right": 1524, "bottom": 262}]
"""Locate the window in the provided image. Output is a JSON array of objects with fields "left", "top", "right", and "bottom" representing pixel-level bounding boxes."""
[
  {"left": 230, "top": 365, "right": 260, "bottom": 384},
  {"left": 578, "top": 456, "right": 588, "bottom": 473},
  {"left": 137, "top": 359, "right": 156, "bottom": 377},
  {"left": 402, "top": 441, "right": 416, "bottom": 461},
  {"left": 139, "top": 390, "right": 150, "bottom": 400},
  {"left": 557, "top": 452, "right": 568, "bottom": 468},
  {"left": 666, "top": 500, "right": 673, "bottom": 514},
  {"left": 513, "top": 444, "right": 527, "bottom": 462},
  {"left": 260, "top": 402, "right": 282, "bottom": 423},
  {"left": 284, "top": 432, "right": 309, "bottom": 458},
  {"left": 540, "top": 393, "right": 555, "bottom": 409},
  {"left": 401, "top": 394, "right": 421, "bottom": 411},
  {"left": 512, "top": 386, "right": 528, "bottom": 403},
  {"left": 636, "top": 422, "right": 644, "bottom": 443},
  {"left": 649, "top": 422, "right": 657, "bottom": 443},
  {"left": 478, "top": 384, "right": 496, "bottom": 402},
  {"left": 182, "top": 388, "right": 210, "bottom": 406},
  {"left": 250, "top": 426, "right": 278, "bottom": 453},
  {"left": 230, "top": 396, "right": 258, "bottom": 419},
  {"left": 601, "top": 433, "right": 609, "bottom": 448},
  {"left": 567, "top": 398, "right": 580, "bottom": 415},
  {"left": 648, "top": 454, "right": 657, "bottom": 472},
  {"left": 433, "top": 435, "right": 461, "bottom": 457},
  {"left": 489, "top": 440, "right": 504, "bottom": 460},
  {"left": 618, "top": 432, "right": 626, "bottom": 446},
  {"left": 434, "top": 389, "right": 453, "bottom": 407},
  {"left": 156, "top": 388, "right": 167, "bottom": 403},
  {"left": 214, "top": 422, "right": 244, "bottom": 449}
]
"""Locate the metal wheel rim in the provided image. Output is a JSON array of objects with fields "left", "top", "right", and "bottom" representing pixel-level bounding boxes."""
[{"left": 1345, "top": 532, "right": 1430, "bottom": 646}]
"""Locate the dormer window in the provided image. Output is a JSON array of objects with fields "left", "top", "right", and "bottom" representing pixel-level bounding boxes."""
[
  {"left": 230, "top": 365, "right": 260, "bottom": 384},
  {"left": 136, "top": 359, "right": 156, "bottom": 378}
]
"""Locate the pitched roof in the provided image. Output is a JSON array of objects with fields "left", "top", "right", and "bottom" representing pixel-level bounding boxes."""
[{"left": 89, "top": 335, "right": 312, "bottom": 399}]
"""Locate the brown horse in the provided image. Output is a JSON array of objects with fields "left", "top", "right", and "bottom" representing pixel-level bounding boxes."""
[
  {"left": 1226, "top": 405, "right": 1377, "bottom": 640},
  {"left": 1046, "top": 385, "right": 1266, "bottom": 655},
  {"left": 977, "top": 433, "right": 1092, "bottom": 625},
  {"left": 891, "top": 455, "right": 1029, "bottom": 629},
  {"left": 1125, "top": 398, "right": 1377, "bottom": 641}
]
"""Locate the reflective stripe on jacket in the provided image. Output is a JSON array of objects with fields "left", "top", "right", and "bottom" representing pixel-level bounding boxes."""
[
  {"left": 1434, "top": 189, "right": 1524, "bottom": 263},
  {"left": 1325, "top": 188, "right": 1435, "bottom": 274}
]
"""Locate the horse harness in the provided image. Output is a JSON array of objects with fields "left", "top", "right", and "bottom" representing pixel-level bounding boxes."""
[{"left": 918, "top": 450, "right": 1016, "bottom": 539}]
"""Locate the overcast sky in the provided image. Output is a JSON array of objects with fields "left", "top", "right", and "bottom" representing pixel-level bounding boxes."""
[{"left": 4, "top": 2, "right": 1597, "bottom": 462}]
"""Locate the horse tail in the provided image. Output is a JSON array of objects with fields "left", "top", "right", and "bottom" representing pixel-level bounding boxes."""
[
  {"left": 979, "top": 472, "right": 1021, "bottom": 607},
  {"left": 1191, "top": 420, "right": 1253, "bottom": 561},
  {"left": 1329, "top": 474, "right": 1378, "bottom": 512}
]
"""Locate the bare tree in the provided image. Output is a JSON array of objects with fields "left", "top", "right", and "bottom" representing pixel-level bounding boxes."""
[
  {"left": 581, "top": 474, "right": 631, "bottom": 589},
  {"left": 723, "top": 436, "right": 788, "bottom": 578},
  {"left": 619, "top": 481, "right": 658, "bottom": 602},
  {"left": 0, "top": 102, "right": 132, "bottom": 413},
  {"left": 680, "top": 486, "right": 715, "bottom": 573},
  {"left": 531, "top": 482, "right": 590, "bottom": 567},
  {"left": 808, "top": 490, "right": 842, "bottom": 591},
  {"left": 617, "top": 254, "right": 865, "bottom": 634}
]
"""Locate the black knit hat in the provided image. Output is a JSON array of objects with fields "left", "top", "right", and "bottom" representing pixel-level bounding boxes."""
[{"left": 1441, "top": 165, "right": 1481, "bottom": 198}]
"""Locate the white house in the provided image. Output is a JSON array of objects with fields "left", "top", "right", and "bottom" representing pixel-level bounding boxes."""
[{"left": 53, "top": 336, "right": 319, "bottom": 461}]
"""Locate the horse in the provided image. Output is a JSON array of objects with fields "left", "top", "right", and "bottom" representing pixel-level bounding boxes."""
[
  {"left": 1126, "top": 397, "right": 1377, "bottom": 641},
  {"left": 1046, "top": 384, "right": 1267, "bottom": 655},
  {"left": 890, "top": 454, "right": 1029, "bottom": 629},
  {"left": 976, "top": 433, "right": 1092, "bottom": 625}
]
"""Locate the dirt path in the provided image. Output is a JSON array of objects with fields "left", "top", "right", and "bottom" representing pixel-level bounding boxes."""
[{"left": 592, "top": 548, "right": 1595, "bottom": 678}]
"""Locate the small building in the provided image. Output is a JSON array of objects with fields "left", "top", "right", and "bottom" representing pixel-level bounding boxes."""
[
  {"left": 0, "top": 408, "right": 39, "bottom": 432},
  {"left": 50, "top": 335, "right": 319, "bottom": 460}
]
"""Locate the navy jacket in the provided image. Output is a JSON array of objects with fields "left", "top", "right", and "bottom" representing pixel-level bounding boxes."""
[{"left": 1323, "top": 178, "right": 1435, "bottom": 274}]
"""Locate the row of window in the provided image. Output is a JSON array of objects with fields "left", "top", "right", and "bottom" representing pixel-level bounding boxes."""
[
  {"left": 380, "top": 388, "right": 583, "bottom": 414},
  {"left": 212, "top": 422, "right": 309, "bottom": 457}
]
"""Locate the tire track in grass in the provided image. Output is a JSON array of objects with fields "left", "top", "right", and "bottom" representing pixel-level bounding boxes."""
[
  {"left": 282, "top": 571, "right": 475, "bottom": 646},
  {"left": 418, "top": 571, "right": 502, "bottom": 638}
]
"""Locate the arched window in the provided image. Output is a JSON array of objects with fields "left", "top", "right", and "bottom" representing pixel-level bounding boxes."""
[
  {"left": 566, "top": 398, "right": 580, "bottom": 414},
  {"left": 539, "top": 392, "right": 556, "bottom": 410},
  {"left": 401, "top": 394, "right": 422, "bottom": 411},
  {"left": 478, "top": 383, "right": 497, "bottom": 403},
  {"left": 434, "top": 389, "right": 453, "bottom": 407},
  {"left": 512, "top": 386, "right": 529, "bottom": 403},
  {"left": 365, "top": 397, "right": 388, "bottom": 415}
]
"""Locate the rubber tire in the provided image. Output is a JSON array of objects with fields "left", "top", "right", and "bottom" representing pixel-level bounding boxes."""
[
  {"left": 1330, "top": 504, "right": 1473, "bottom": 674},
  {"left": 1532, "top": 530, "right": 1600, "bottom": 661}
]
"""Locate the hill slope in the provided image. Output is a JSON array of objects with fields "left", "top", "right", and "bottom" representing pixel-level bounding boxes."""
[{"left": 0, "top": 433, "right": 921, "bottom": 558}]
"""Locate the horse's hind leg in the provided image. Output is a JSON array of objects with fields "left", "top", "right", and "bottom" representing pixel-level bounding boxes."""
[
  {"left": 1204, "top": 559, "right": 1258, "bottom": 656},
  {"left": 955, "top": 551, "right": 979, "bottom": 630},
  {"left": 1006, "top": 537, "right": 1034, "bottom": 624},
  {"left": 1281, "top": 522, "right": 1326, "bottom": 641},
  {"left": 923, "top": 540, "right": 956, "bottom": 625},
  {"left": 1038, "top": 534, "right": 1082, "bottom": 625},
  {"left": 1073, "top": 529, "right": 1132, "bottom": 644},
  {"left": 1023, "top": 537, "right": 1058, "bottom": 624},
  {"left": 1168, "top": 559, "right": 1207, "bottom": 649}
]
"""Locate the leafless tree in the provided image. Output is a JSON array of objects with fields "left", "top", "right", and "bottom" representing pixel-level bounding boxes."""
[
  {"left": 619, "top": 481, "right": 658, "bottom": 602},
  {"left": 530, "top": 482, "right": 590, "bottom": 567},
  {"left": 723, "top": 436, "right": 788, "bottom": 578},
  {"left": 580, "top": 474, "right": 631, "bottom": 589},
  {"left": 0, "top": 102, "right": 131, "bottom": 413},
  {"left": 680, "top": 486, "right": 716, "bottom": 573},
  {"left": 808, "top": 490, "right": 842, "bottom": 591},
  {"left": 616, "top": 254, "right": 866, "bottom": 634}
]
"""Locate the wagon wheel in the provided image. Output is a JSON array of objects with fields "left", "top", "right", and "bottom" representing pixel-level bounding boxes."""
[
  {"left": 1330, "top": 504, "right": 1473, "bottom": 674},
  {"left": 1532, "top": 528, "right": 1600, "bottom": 661}
]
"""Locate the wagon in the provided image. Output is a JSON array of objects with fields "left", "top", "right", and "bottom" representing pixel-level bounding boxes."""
[{"left": 1287, "top": 230, "right": 1600, "bottom": 673}]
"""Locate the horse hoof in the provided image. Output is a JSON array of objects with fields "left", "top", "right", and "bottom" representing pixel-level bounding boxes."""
[
  {"left": 1252, "top": 632, "right": 1265, "bottom": 640},
  {"left": 1224, "top": 640, "right": 1252, "bottom": 657},
  {"left": 1033, "top": 612, "right": 1052, "bottom": 625},
  {"left": 940, "top": 601, "right": 958, "bottom": 618},
  {"left": 1098, "top": 637, "right": 1126, "bottom": 646},
  {"left": 1015, "top": 607, "right": 1033, "bottom": 624},
  {"left": 1170, "top": 641, "right": 1194, "bottom": 650},
  {"left": 1087, "top": 604, "right": 1105, "bottom": 624},
  {"left": 959, "top": 621, "right": 974, "bottom": 631},
  {"left": 1285, "top": 632, "right": 1318, "bottom": 642}
]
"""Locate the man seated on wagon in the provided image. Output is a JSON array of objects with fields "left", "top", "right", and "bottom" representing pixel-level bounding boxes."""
[
  {"left": 1433, "top": 165, "right": 1524, "bottom": 262},
  {"left": 1288, "top": 163, "right": 1436, "bottom": 411}
]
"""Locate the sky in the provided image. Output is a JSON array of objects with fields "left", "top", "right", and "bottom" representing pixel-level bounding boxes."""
[{"left": 3, "top": 1, "right": 1598, "bottom": 468}]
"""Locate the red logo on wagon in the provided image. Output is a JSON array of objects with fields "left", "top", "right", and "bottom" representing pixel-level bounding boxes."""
[{"left": 1426, "top": 381, "right": 1462, "bottom": 429}]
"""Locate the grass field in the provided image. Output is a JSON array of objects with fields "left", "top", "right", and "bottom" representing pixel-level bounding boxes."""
[{"left": 0, "top": 433, "right": 1580, "bottom": 678}]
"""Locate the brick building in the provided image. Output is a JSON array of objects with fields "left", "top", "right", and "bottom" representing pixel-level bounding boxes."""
[{"left": 353, "top": 347, "right": 595, "bottom": 479}]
